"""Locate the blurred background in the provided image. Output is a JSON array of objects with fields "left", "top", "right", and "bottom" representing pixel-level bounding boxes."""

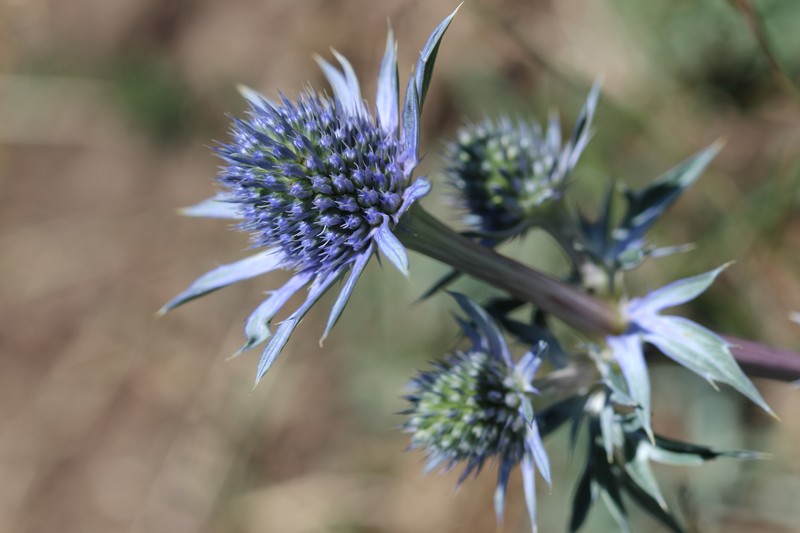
[{"left": 1, "top": 0, "right": 799, "bottom": 532}]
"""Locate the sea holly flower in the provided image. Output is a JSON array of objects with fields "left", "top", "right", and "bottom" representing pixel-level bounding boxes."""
[
  {"left": 160, "top": 9, "right": 460, "bottom": 383},
  {"left": 608, "top": 264, "right": 774, "bottom": 439},
  {"left": 402, "top": 294, "right": 551, "bottom": 532},
  {"left": 447, "top": 83, "right": 599, "bottom": 239}
]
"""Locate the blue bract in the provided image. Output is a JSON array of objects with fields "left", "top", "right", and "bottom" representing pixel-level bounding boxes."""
[
  {"left": 608, "top": 264, "right": 774, "bottom": 440},
  {"left": 403, "top": 294, "right": 550, "bottom": 532},
  {"left": 161, "top": 8, "right": 460, "bottom": 383}
]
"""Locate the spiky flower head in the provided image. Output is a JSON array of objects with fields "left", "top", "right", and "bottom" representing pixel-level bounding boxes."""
[
  {"left": 403, "top": 294, "right": 550, "bottom": 531},
  {"left": 161, "top": 9, "right": 459, "bottom": 383},
  {"left": 447, "top": 84, "right": 599, "bottom": 237},
  {"left": 225, "top": 90, "right": 409, "bottom": 272},
  {"left": 406, "top": 350, "right": 528, "bottom": 466}
]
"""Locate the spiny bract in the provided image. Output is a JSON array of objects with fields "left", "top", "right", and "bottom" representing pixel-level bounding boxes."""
[{"left": 608, "top": 264, "right": 774, "bottom": 443}]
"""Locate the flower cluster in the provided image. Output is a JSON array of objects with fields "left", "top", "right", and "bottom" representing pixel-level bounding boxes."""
[{"left": 163, "top": 7, "right": 784, "bottom": 533}]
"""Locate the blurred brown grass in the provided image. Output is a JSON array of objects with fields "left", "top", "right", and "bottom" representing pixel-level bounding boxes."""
[{"left": 1, "top": 1, "right": 799, "bottom": 532}]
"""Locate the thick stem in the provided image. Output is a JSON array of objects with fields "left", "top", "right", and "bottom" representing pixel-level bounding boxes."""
[
  {"left": 724, "top": 335, "right": 800, "bottom": 382},
  {"left": 397, "top": 205, "right": 625, "bottom": 335}
]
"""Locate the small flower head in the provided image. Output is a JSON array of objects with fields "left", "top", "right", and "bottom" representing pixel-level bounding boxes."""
[
  {"left": 405, "top": 349, "right": 528, "bottom": 469},
  {"left": 403, "top": 294, "right": 550, "bottom": 531},
  {"left": 162, "top": 10, "right": 460, "bottom": 383},
  {"left": 447, "top": 85, "right": 599, "bottom": 237}
]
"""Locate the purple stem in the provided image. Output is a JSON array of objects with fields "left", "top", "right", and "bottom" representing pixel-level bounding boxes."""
[
  {"left": 397, "top": 205, "right": 625, "bottom": 336},
  {"left": 724, "top": 335, "right": 800, "bottom": 382}
]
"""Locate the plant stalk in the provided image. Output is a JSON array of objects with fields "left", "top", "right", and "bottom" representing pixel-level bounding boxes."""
[
  {"left": 397, "top": 205, "right": 625, "bottom": 336},
  {"left": 724, "top": 335, "right": 800, "bottom": 382}
]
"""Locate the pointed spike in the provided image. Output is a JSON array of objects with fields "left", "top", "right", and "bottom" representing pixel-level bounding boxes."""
[
  {"left": 493, "top": 460, "right": 513, "bottom": 527},
  {"left": 630, "top": 262, "right": 734, "bottom": 316},
  {"left": 607, "top": 334, "right": 653, "bottom": 442},
  {"left": 315, "top": 54, "right": 359, "bottom": 117},
  {"left": 401, "top": 73, "right": 420, "bottom": 165},
  {"left": 414, "top": 5, "right": 461, "bottom": 112},
  {"left": 237, "top": 84, "right": 271, "bottom": 110},
  {"left": 376, "top": 22, "right": 399, "bottom": 134},
  {"left": 235, "top": 271, "right": 313, "bottom": 356},
  {"left": 620, "top": 142, "right": 724, "bottom": 248},
  {"left": 160, "top": 249, "right": 285, "bottom": 314},
  {"left": 571, "top": 80, "right": 601, "bottom": 147},
  {"left": 642, "top": 315, "right": 775, "bottom": 418},
  {"left": 331, "top": 49, "right": 366, "bottom": 116},
  {"left": 521, "top": 455, "right": 539, "bottom": 533},
  {"left": 415, "top": 269, "right": 462, "bottom": 303},
  {"left": 374, "top": 220, "right": 409, "bottom": 276},
  {"left": 450, "top": 292, "right": 512, "bottom": 366},
  {"left": 396, "top": 177, "right": 431, "bottom": 218},
  {"left": 254, "top": 269, "right": 343, "bottom": 384},
  {"left": 527, "top": 423, "right": 552, "bottom": 487},
  {"left": 321, "top": 246, "right": 373, "bottom": 343},
  {"left": 180, "top": 195, "right": 242, "bottom": 219}
]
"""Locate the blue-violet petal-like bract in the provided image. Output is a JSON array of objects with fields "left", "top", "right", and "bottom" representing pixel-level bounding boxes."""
[
  {"left": 607, "top": 264, "right": 774, "bottom": 441},
  {"left": 161, "top": 9, "right": 460, "bottom": 384}
]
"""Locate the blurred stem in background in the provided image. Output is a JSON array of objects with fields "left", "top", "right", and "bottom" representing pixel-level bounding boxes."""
[
  {"left": 724, "top": 335, "right": 800, "bottom": 381},
  {"left": 729, "top": 0, "right": 800, "bottom": 105}
]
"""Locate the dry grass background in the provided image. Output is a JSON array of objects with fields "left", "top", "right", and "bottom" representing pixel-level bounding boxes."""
[{"left": 1, "top": 1, "right": 799, "bottom": 532}]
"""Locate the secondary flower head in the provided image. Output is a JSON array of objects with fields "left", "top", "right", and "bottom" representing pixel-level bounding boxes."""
[
  {"left": 161, "top": 9, "right": 460, "bottom": 383},
  {"left": 447, "top": 84, "right": 599, "bottom": 237},
  {"left": 403, "top": 294, "right": 551, "bottom": 532}
]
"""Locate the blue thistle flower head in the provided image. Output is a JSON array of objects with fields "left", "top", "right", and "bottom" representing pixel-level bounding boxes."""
[
  {"left": 221, "top": 88, "right": 410, "bottom": 274},
  {"left": 403, "top": 294, "right": 551, "bottom": 531},
  {"left": 161, "top": 9, "right": 460, "bottom": 383},
  {"left": 447, "top": 84, "right": 599, "bottom": 237}
]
